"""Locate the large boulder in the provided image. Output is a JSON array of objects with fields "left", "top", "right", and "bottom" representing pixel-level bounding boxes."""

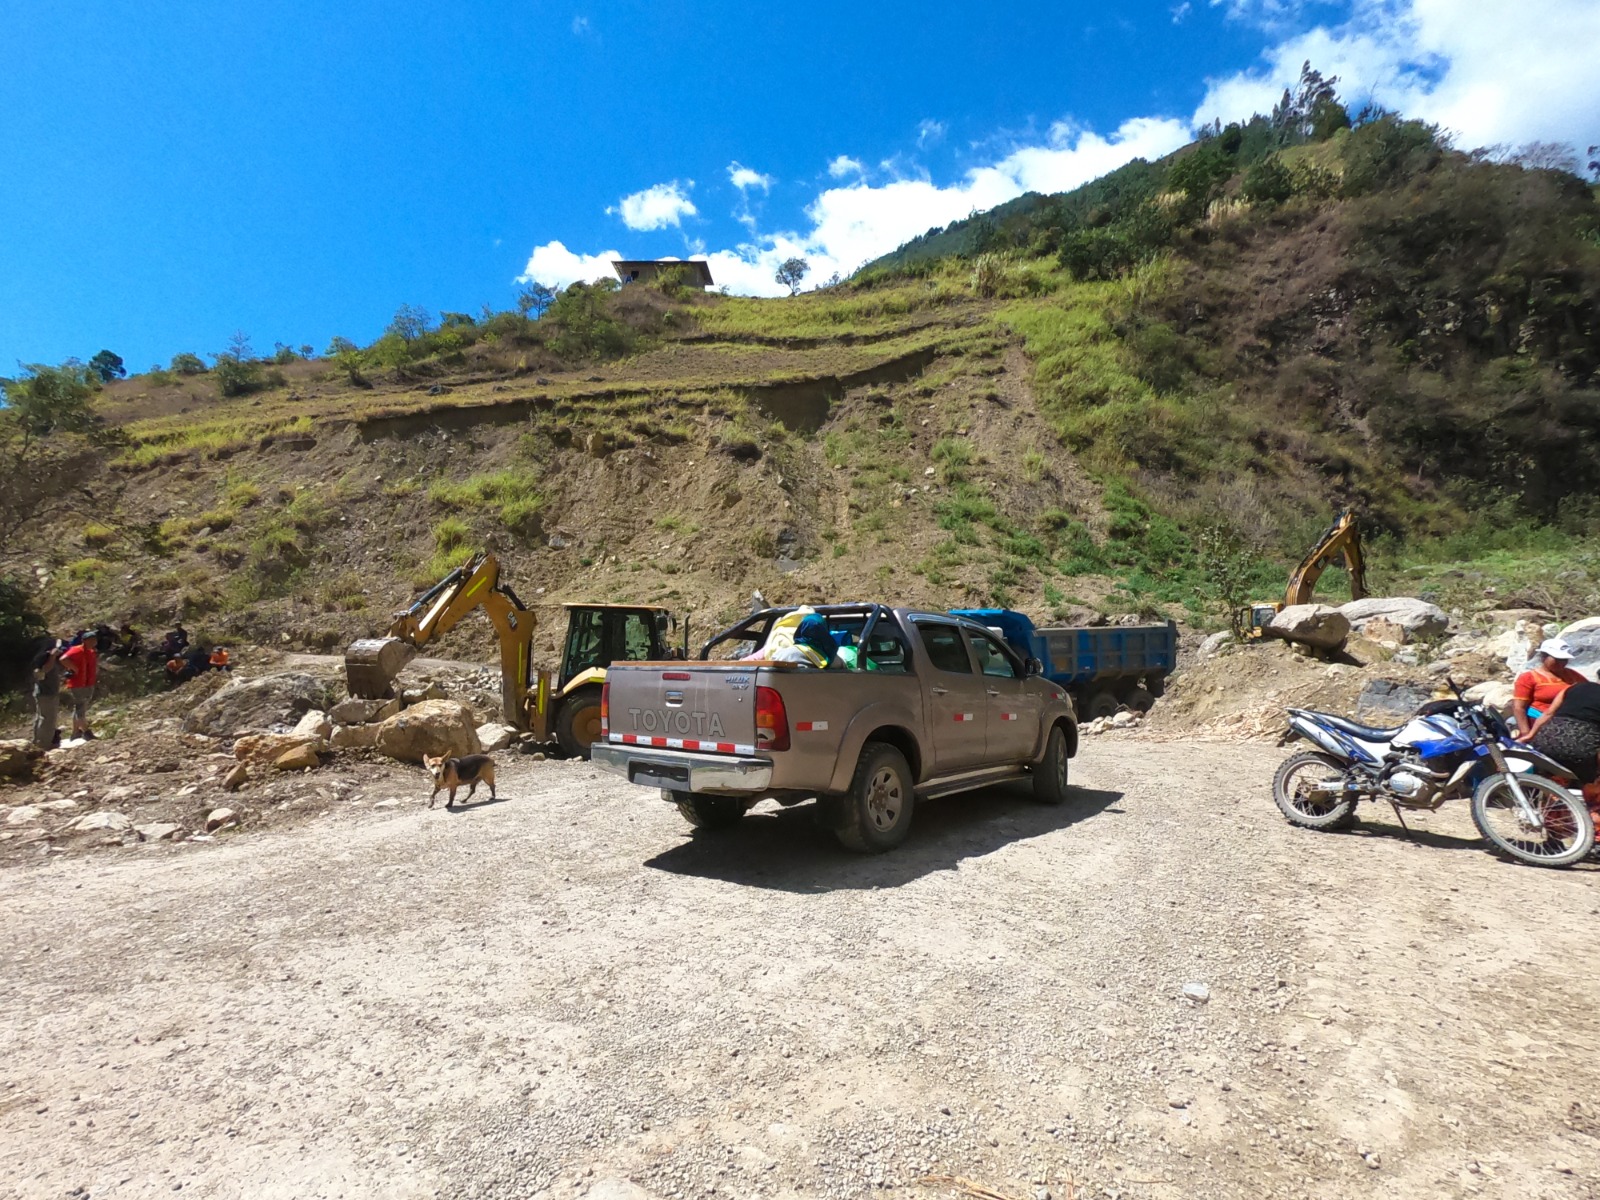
[
  {"left": 1465, "top": 681, "right": 1516, "bottom": 714},
  {"left": 1339, "top": 598, "right": 1450, "bottom": 641},
  {"left": 184, "top": 673, "right": 332, "bottom": 738},
  {"left": 374, "top": 699, "right": 482, "bottom": 764},
  {"left": 1558, "top": 619, "right": 1600, "bottom": 682},
  {"left": 1265, "top": 604, "right": 1350, "bottom": 650}
]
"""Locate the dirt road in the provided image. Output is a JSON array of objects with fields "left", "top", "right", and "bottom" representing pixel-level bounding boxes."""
[{"left": 2, "top": 739, "right": 1597, "bottom": 1200}]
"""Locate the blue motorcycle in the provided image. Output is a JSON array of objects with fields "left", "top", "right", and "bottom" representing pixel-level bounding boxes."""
[{"left": 1275, "top": 686, "right": 1595, "bottom": 868}]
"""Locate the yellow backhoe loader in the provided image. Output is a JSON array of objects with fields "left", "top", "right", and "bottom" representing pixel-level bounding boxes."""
[
  {"left": 1236, "top": 510, "right": 1369, "bottom": 638},
  {"left": 344, "top": 552, "right": 682, "bottom": 758}
]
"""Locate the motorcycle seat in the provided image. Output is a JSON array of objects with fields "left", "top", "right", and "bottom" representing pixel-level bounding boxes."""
[{"left": 1302, "top": 711, "right": 1403, "bottom": 742}]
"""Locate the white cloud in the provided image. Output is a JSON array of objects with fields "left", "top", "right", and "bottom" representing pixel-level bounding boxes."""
[
  {"left": 1195, "top": 0, "right": 1600, "bottom": 150},
  {"left": 727, "top": 162, "right": 774, "bottom": 192},
  {"left": 1172, "top": 2, "right": 1193, "bottom": 22},
  {"left": 607, "top": 181, "right": 698, "bottom": 231},
  {"left": 564, "top": 116, "right": 1186, "bottom": 299},
  {"left": 827, "top": 155, "right": 865, "bottom": 179},
  {"left": 517, "top": 240, "right": 621, "bottom": 288},
  {"left": 916, "top": 119, "right": 947, "bottom": 148},
  {"left": 570, "top": 14, "right": 591, "bottom": 35}
]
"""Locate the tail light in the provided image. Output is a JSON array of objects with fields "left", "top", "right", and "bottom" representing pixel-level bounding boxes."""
[
  {"left": 755, "top": 686, "right": 790, "bottom": 752},
  {"left": 600, "top": 683, "right": 610, "bottom": 737}
]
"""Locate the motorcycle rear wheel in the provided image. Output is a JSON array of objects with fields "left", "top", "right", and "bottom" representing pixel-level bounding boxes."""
[
  {"left": 1273, "top": 751, "right": 1357, "bottom": 831},
  {"left": 1471, "top": 773, "right": 1595, "bottom": 868}
]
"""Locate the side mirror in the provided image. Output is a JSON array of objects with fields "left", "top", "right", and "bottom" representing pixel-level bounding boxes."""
[{"left": 1027, "top": 657, "right": 1044, "bottom": 677}]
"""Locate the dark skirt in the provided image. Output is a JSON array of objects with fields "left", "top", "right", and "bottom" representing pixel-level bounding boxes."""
[{"left": 1531, "top": 716, "right": 1600, "bottom": 784}]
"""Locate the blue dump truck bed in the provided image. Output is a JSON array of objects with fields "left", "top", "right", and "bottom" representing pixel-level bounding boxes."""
[{"left": 950, "top": 608, "right": 1179, "bottom": 720}]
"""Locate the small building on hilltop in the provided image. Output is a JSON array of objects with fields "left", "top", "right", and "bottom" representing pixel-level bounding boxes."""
[{"left": 611, "top": 259, "right": 715, "bottom": 290}]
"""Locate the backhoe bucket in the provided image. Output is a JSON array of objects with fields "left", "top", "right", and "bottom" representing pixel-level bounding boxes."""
[{"left": 344, "top": 637, "right": 417, "bottom": 699}]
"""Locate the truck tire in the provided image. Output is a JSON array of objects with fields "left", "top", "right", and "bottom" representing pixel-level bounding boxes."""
[
  {"left": 1121, "top": 685, "right": 1155, "bottom": 714},
  {"left": 668, "top": 790, "right": 747, "bottom": 830},
  {"left": 555, "top": 685, "right": 605, "bottom": 760},
  {"left": 1147, "top": 673, "right": 1167, "bottom": 699},
  {"left": 1085, "top": 690, "right": 1120, "bottom": 721},
  {"left": 1032, "top": 723, "right": 1071, "bottom": 806},
  {"left": 833, "top": 742, "right": 915, "bottom": 854}
]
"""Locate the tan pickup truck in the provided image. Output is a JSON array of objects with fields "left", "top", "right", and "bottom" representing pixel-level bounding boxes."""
[{"left": 591, "top": 604, "right": 1079, "bottom": 852}]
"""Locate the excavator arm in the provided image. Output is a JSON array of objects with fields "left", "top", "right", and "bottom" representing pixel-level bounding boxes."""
[
  {"left": 345, "top": 552, "right": 539, "bottom": 729},
  {"left": 1284, "top": 510, "right": 1368, "bottom": 606}
]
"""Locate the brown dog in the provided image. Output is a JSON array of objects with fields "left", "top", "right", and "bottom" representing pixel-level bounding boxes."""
[{"left": 422, "top": 753, "right": 496, "bottom": 808}]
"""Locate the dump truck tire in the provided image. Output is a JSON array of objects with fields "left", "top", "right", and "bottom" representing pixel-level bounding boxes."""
[{"left": 554, "top": 685, "right": 605, "bottom": 760}]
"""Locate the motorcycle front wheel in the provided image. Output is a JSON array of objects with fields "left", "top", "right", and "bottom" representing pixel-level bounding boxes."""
[
  {"left": 1470, "top": 773, "right": 1596, "bottom": 868},
  {"left": 1273, "top": 751, "right": 1357, "bottom": 831}
]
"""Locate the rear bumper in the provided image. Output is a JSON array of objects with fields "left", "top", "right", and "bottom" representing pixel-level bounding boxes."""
[{"left": 591, "top": 743, "right": 773, "bottom": 794}]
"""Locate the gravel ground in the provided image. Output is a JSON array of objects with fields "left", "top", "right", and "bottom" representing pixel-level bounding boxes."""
[{"left": 2, "top": 739, "right": 1598, "bottom": 1200}]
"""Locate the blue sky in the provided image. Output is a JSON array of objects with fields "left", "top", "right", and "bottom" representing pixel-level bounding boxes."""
[{"left": 2, "top": 0, "right": 1595, "bottom": 373}]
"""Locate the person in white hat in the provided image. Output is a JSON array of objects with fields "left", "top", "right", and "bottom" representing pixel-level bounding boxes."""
[{"left": 1512, "top": 637, "right": 1584, "bottom": 737}]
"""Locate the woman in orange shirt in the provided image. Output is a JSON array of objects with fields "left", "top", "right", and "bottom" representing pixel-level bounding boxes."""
[{"left": 1512, "top": 638, "right": 1585, "bottom": 736}]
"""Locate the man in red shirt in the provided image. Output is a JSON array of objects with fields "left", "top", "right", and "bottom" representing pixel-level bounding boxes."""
[{"left": 58, "top": 631, "right": 101, "bottom": 740}]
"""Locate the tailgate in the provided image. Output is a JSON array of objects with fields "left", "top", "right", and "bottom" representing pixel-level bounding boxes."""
[{"left": 605, "top": 663, "right": 759, "bottom": 755}]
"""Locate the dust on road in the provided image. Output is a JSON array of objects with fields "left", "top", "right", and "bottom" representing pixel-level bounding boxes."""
[{"left": 1, "top": 740, "right": 1597, "bottom": 1200}]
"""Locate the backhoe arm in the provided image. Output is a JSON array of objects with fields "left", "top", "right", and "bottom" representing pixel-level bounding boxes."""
[
  {"left": 1285, "top": 511, "right": 1367, "bottom": 606},
  {"left": 346, "top": 552, "right": 540, "bottom": 727}
]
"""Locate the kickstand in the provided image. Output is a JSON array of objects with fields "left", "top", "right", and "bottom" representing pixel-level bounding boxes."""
[{"left": 1388, "top": 800, "right": 1415, "bottom": 840}]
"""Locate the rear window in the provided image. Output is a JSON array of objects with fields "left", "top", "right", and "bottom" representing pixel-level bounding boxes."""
[{"left": 916, "top": 623, "right": 972, "bottom": 674}]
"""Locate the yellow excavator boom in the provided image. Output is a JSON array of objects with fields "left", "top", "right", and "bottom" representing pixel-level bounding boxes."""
[
  {"left": 1284, "top": 510, "right": 1368, "bottom": 607},
  {"left": 344, "top": 552, "right": 540, "bottom": 730}
]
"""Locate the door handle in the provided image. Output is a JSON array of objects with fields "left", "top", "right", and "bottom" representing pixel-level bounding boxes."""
[
  {"left": 931, "top": 686, "right": 949, "bottom": 696},
  {"left": 987, "top": 688, "right": 1000, "bottom": 697}
]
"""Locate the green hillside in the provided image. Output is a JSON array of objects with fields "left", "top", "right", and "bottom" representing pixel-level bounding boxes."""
[{"left": 4, "top": 78, "right": 1599, "bottom": 678}]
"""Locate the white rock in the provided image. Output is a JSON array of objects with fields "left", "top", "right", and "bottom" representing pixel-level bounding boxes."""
[
  {"left": 1197, "top": 630, "right": 1234, "bottom": 660},
  {"left": 291, "top": 710, "right": 333, "bottom": 742},
  {"left": 1182, "top": 981, "right": 1211, "bottom": 1003},
  {"left": 1339, "top": 597, "right": 1450, "bottom": 639},
  {"left": 1266, "top": 604, "right": 1350, "bottom": 650},
  {"left": 37, "top": 798, "right": 79, "bottom": 812},
  {"left": 475, "top": 722, "right": 518, "bottom": 752},
  {"left": 330, "top": 723, "right": 380, "bottom": 750},
  {"left": 71, "top": 811, "right": 133, "bottom": 833},
  {"left": 5, "top": 806, "right": 42, "bottom": 826},
  {"left": 1110, "top": 711, "right": 1138, "bottom": 729},
  {"left": 136, "top": 822, "right": 184, "bottom": 841},
  {"left": 1464, "top": 681, "right": 1515, "bottom": 713},
  {"left": 374, "top": 798, "right": 402, "bottom": 809},
  {"left": 204, "top": 807, "right": 237, "bottom": 832}
]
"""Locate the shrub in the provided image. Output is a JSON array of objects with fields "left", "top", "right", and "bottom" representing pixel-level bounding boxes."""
[
  {"left": 545, "top": 281, "right": 633, "bottom": 360},
  {"left": 170, "top": 352, "right": 207, "bottom": 375},
  {"left": 428, "top": 470, "right": 542, "bottom": 533},
  {"left": 212, "top": 356, "right": 265, "bottom": 397},
  {"left": 83, "top": 521, "right": 117, "bottom": 548},
  {"left": 1242, "top": 156, "right": 1294, "bottom": 205}
]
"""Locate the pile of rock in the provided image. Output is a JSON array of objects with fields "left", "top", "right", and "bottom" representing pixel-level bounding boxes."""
[{"left": 1082, "top": 710, "right": 1143, "bottom": 736}]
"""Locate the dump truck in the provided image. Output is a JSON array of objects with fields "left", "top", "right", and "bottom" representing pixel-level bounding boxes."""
[
  {"left": 591, "top": 604, "right": 1078, "bottom": 853},
  {"left": 345, "top": 552, "right": 683, "bottom": 758},
  {"left": 952, "top": 609, "right": 1178, "bottom": 720}
]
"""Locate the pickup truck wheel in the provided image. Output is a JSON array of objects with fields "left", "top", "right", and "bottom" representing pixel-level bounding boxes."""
[
  {"left": 1032, "top": 723, "right": 1071, "bottom": 806},
  {"left": 668, "top": 790, "right": 747, "bottom": 830},
  {"left": 1085, "top": 690, "right": 1120, "bottom": 721},
  {"left": 555, "top": 686, "right": 604, "bottom": 760},
  {"left": 834, "top": 742, "right": 915, "bottom": 854}
]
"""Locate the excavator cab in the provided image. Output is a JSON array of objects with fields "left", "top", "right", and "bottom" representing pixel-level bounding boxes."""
[
  {"left": 547, "top": 605, "right": 680, "bottom": 757},
  {"left": 558, "top": 605, "right": 675, "bottom": 688}
]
